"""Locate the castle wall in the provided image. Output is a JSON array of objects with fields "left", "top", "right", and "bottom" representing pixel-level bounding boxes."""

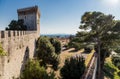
[{"left": 0, "top": 31, "right": 38, "bottom": 79}]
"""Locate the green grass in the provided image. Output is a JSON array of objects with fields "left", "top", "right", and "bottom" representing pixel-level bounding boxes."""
[
  {"left": 85, "top": 50, "right": 94, "bottom": 66},
  {"left": 104, "top": 57, "right": 120, "bottom": 79}
]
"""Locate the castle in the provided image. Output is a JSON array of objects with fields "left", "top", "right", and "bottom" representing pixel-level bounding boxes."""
[{"left": 0, "top": 6, "right": 40, "bottom": 79}]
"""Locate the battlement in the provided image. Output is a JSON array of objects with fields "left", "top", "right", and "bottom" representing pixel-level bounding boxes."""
[{"left": 0, "top": 30, "right": 37, "bottom": 40}]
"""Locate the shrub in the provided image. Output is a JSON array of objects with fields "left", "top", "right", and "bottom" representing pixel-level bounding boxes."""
[
  {"left": 60, "top": 56, "right": 85, "bottom": 79},
  {"left": 84, "top": 47, "right": 92, "bottom": 53},
  {"left": 21, "top": 59, "right": 55, "bottom": 79}
]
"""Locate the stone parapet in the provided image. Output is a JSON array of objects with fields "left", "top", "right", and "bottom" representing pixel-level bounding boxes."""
[{"left": 0, "top": 31, "right": 37, "bottom": 39}]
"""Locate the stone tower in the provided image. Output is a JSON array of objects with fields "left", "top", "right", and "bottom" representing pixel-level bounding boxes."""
[{"left": 17, "top": 5, "right": 40, "bottom": 34}]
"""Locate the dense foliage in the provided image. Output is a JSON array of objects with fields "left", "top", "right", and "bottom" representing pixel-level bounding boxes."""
[
  {"left": 6, "top": 19, "right": 27, "bottom": 30},
  {"left": 21, "top": 60, "right": 55, "bottom": 79},
  {"left": 112, "top": 55, "right": 120, "bottom": 69},
  {"left": 114, "top": 47, "right": 120, "bottom": 54},
  {"left": 36, "top": 36, "right": 60, "bottom": 70},
  {"left": 68, "top": 38, "right": 81, "bottom": 51},
  {"left": 50, "top": 38, "right": 61, "bottom": 54},
  {"left": 60, "top": 56, "right": 85, "bottom": 79},
  {"left": 69, "top": 11, "right": 120, "bottom": 78},
  {"left": 103, "top": 61, "right": 120, "bottom": 79}
]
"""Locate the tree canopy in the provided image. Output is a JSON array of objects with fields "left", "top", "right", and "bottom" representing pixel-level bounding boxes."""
[
  {"left": 6, "top": 19, "right": 27, "bottom": 30},
  {"left": 36, "top": 36, "right": 60, "bottom": 70},
  {"left": 50, "top": 38, "right": 61, "bottom": 54},
  {"left": 69, "top": 11, "right": 120, "bottom": 78}
]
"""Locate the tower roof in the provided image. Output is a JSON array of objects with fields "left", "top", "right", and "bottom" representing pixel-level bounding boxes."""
[{"left": 17, "top": 5, "right": 40, "bottom": 17}]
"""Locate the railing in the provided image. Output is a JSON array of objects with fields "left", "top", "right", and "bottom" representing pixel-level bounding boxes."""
[
  {"left": 81, "top": 53, "right": 98, "bottom": 79},
  {"left": 92, "top": 57, "right": 97, "bottom": 79}
]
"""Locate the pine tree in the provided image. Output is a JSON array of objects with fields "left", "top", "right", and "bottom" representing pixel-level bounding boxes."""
[{"left": 70, "top": 11, "right": 120, "bottom": 78}]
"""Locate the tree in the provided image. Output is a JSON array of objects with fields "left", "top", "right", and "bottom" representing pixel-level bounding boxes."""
[
  {"left": 21, "top": 59, "right": 55, "bottom": 79},
  {"left": 36, "top": 36, "right": 59, "bottom": 70},
  {"left": 60, "top": 56, "right": 85, "bottom": 79},
  {"left": 17, "top": 19, "right": 27, "bottom": 30},
  {"left": 71, "top": 11, "right": 120, "bottom": 78},
  {"left": 68, "top": 42, "right": 80, "bottom": 51},
  {"left": 115, "top": 48, "right": 120, "bottom": 53},
  {"left": 50, "top": 38, "right": 61, "bottom": 54},
  {"left": 69, "top": 35, "right": 74, "bottom": 40},
  {"left": 7, "top": 20, "right": 17, "bottom": 30},
  {"left": 68, "top": 37, "right": 83, "bottom": 50},
  {"left": 6, "top": 19, "right": 27, "bottom": 30}
]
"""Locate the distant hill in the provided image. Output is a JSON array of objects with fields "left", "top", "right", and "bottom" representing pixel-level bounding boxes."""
[{"left": 41, "top": 34, "right": 75, "bottom": 38}]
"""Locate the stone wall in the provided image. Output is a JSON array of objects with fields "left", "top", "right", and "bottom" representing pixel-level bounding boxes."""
[
  {"left": 18, "top": 13, "right": 37, "bottom": 30},
  {"left": 0, "top": 30, "right": 38, "bottom": 79}
]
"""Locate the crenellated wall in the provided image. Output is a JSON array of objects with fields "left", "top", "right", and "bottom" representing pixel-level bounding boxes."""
[{"left": 0, "top": 30, "right": 38, "bottom": 79}]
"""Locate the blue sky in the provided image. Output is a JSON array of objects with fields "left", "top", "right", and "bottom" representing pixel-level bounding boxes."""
[{"left": 0, "top": 0, "right": 120, "bottom": 34}]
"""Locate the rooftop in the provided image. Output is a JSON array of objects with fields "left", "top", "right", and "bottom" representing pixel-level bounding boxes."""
[{"left": 17, "top": 5, "right": 40, "bottom": 17}]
